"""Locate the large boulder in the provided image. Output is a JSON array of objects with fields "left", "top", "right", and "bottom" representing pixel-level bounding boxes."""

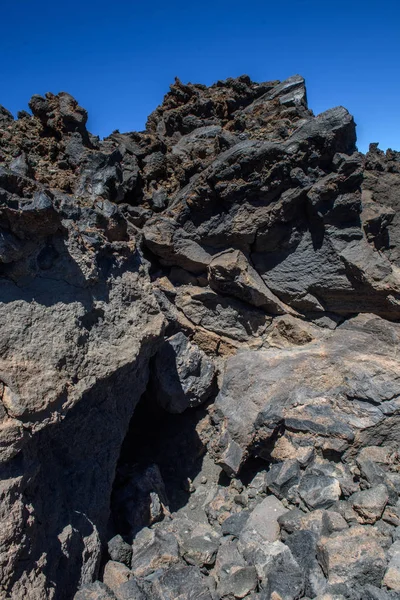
[{"left": 209, "top": 314, "right": 400, "bottom": 475}]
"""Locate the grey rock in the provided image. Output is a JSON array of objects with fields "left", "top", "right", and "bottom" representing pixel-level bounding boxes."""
[
  {"left": 217, "top": 564, "right": 258, "bottom": 598},
  {"left": 9, "top": 153, "right": 29, "bottom": 176},
  {"left": 356, "top": 458, "right": 398, "bottom": 505},
  {"left": 266, "top": 459, "right": 301, "bottom": 499},
  {"left": 2, "top": 74, "right": 400, "bottom": 600},
  {"left": 181, "top": 535, "right": 219, "bottom": 567},
  {"left": 363, "top": 584, "right": 399, "bottom": 599},
  {"left": 150, "top": 565, "right": 213, "bottom": 600},
  {"left": 131, "top": 528, "right": 180, "bottom": 577},
  {"left": 108, "top": 535, "right": 133, "bottom": 567},
  {"left": 240, "top": 495, "right": 288, "bottom": 543},
  {"left": 208, "top": 248, "right": 286, "bottom": 314},
  {"left": 349, "top": 484, "right": 389, "bottom": 524},
  {"left": 74, "top": 582, "right": 117, "bottom": 600},
  {"left": 255, "top": 540, "right": 304, "bottom": 600},
  {"left": 298, "top": 474, "right": 341, "bottom": 510},
  {"left": 383, "top": 540, "right": 400, "bottom": 592},
  {"left": 215, "top": 538, "right": 246, "bottom": 572},
  {"left": 153, "top": 332, "right": 216, "bottom": 413},
  {"left": 144, "top": 217, "right": 212, "bottom": 274},
  {"left": 112, "top": 578, "right": 146, "bottom": 600},
  {"left": 221, "top": 511, "right": 250, "bottom": 538},
  {"left": 285, "top": 530, "right": 327, "bottom": 598},
  {"left": 317, "top": 526, "right": 386, "bottom": 588},
  {"left": 210, "top": 314, "right": 400, "bottom": 476},
  {"left": 175, "top": 285, "right": 271, "bottom": 343}
]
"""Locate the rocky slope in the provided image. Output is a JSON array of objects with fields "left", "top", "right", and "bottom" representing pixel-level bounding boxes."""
[{"left": 0, "top": 75, "right": 400, "bottom": 600}]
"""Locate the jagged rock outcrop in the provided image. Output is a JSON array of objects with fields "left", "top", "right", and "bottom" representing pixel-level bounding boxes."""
[{"left": 1, "top": 74, "right": 400, "bottom": 600}]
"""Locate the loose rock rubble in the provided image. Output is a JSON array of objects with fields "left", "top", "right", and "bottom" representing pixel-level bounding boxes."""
[{"left": 1, "top": 75, "right": 400, "bottom": 599}]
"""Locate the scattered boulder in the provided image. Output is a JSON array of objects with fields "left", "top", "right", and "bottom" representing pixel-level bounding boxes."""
[
  {"left": 150, "top": 565, "right": 213, "bottom": 600},
  {"left": 74, "top": 582, "right": 117, "bottom": 600},
  {"left": 240, "top": 496, "right": 287, "bottom": 543},
  {"left": 317, "top": 526, "right": 387, "bottom": 588},
  {"left": 350, "top": 484, "right": 389, "bottom": 524},
  {"left": 107, "top": 535, "right": 133, "bottom": 567},
  {"left": 298, "top": 474, "right": 342, "bottom": 511},
  {"left": 130, "top": 529, "right": 180, "bottom": 577},
  {"left": 383, "top": 540, "right": 400, "bottom": 592},
  {"left": 103, "top": 561, "right": 132, "bottom": 593},
  {"left": 181, "top": 535, "right": 219, "bottom": 567},
  {"left": 217, "top": 564, "right": 258, "bottom": 598}
]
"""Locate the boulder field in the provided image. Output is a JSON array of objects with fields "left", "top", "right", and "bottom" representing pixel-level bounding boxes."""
[{"left": 0, "top": 75, "right": 400, "bottom": 599}]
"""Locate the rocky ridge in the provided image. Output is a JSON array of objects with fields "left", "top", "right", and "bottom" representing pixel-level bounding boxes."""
[{"left": 0, "top": 75, "right": 400, "bottom": 600}]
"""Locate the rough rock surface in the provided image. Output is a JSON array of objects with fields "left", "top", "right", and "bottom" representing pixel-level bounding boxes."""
[{"left": 0, "top": 74, "right": 400, "bottom": 599}]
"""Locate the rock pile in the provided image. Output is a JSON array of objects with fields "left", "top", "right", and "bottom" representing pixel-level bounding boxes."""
[{"left": 0, "top": 74, "right": 400, "bottom": 599}]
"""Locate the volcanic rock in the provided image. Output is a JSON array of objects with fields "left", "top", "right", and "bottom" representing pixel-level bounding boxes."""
[{"left": 1, "top": 74, "right": 400, "bottom": 600}]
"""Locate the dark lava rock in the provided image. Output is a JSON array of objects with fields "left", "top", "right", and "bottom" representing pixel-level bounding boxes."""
[{"left": 1, "top": 74, "right": 400, "bottom": 600}]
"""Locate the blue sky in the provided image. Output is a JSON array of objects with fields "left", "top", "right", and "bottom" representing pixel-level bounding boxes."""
[{"left": 1, "top": 0, "right": 399, "bottom": 153}]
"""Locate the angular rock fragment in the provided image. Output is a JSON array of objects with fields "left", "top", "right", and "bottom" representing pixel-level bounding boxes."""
[
  {"left": 108, "top": 535, "right": 133, "bottom": 567},
  {"left": 175, "top": 285, "right": 271, "bottom": 343},
  {"left": 103, "top": 561, "right": 132, "bottom": 593},
  {"left": 217, "top": 564, "right": 258, "bottom": 598},
  {"left": 153, "top": 332, "right": 216, "bottom": 413},
  {"left": 240, "top": 495, "right": 288, "bottom": 543},
  {"left": 298, "top": 474, "right": 341, "bottom": 510},
  {"left": 74, "top": 582, "right": 117, "bottom": 600},
  {"left": 383, "top": 540, "right": 400, "bottom": 592},
  {"left": 150, "top": 565, "right": 213, "bottom": 600},
  {"left": 317, "top": 526, "right": 387, "bottom": 587},
  {"left": 130, "top": 529, "right": 180, "bottom": 577},
  {"left": 350, "top": 484, "right": 389, "bottom": 524},
  {"left": 181, "top": 535, "right": 219, "bottom": 567},
  {"left": 208, "top": 248, "right": 286, "bottom": 314}
]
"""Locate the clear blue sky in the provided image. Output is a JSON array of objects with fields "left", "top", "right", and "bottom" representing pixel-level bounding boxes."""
[{"left": 1, "top": 0, "right": 399, "bottom": 153}]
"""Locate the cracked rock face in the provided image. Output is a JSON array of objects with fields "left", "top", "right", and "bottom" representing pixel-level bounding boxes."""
[{"left": 1, "top": 75, "right": 400, "bottom": 600}]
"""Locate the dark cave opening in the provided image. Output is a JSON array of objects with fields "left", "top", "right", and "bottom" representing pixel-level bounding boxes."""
[{"left": 108, "top": 378, "right": 212, "bottom": 544}]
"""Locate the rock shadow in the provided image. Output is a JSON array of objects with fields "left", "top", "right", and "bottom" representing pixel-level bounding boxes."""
[{"left": 110, "top": 379, "right": 209, "bottom": 542}]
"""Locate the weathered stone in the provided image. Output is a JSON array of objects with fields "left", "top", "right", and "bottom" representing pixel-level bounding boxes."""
[
  {"left": 266, "top": 459, "right": 301, "bottom": 499},
  {"left": 2, "top": 74, "right": 400, "bottom": 600},
  {"left": 383, "top": 540, "right": 400, "bottom": 592},
  {"left": 208, "top": 248, "right": 286, "bottom": 314},
  {"left": 112, "top": 578, "right": 146, "bottom": 600},
  {"left": 143, "top": 217, "right": 212, "bottom": 274},
  {"left": 317, "top": 526, "right": 386, "bottom": 587},
  {"left": 210, "top": 314, "right": 400, "bottom": 476},
  {"left": 130, "top": 528, "right": 180, "bottom": 577},
  {"left": 240, "top": 495, "right": 288, "bottom": 543},
  {"left": 254, "top": 540, "right": 304, "bottom": 599},
  {"left": 74, "top": 582, "right": 117, "bottom": 600},
  {"left": 175, "top": 286, "right": 271, "bottom": 343},
  {"left": 285, "top": 530, "right": 327, "bottom": 598},
  {"left": 217, "top": 564, "right": 258, "bottom": 598},
  {"left": 108, "top": 535, "right": 133, "bottom": 567},
  {"left": 153, "top": 332, "right": 216, "bottom": 413},
  {"left": 103, "top": 561, "right": 132, "bottom": 593},
  {"left": 298, "top": 475, "right": 341, "bottom": 511},
  {"left": 181, "top": 535, "right": 219, "bottom": 566},
  {"left": 150, "top": 565, "right": 213, "bottom": 600},
  {"left": 221, "top": 511, "right": 250, "bottom": 538},
  {"left": 350, "top": 484, "right": 389, "bottom": 524}
]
